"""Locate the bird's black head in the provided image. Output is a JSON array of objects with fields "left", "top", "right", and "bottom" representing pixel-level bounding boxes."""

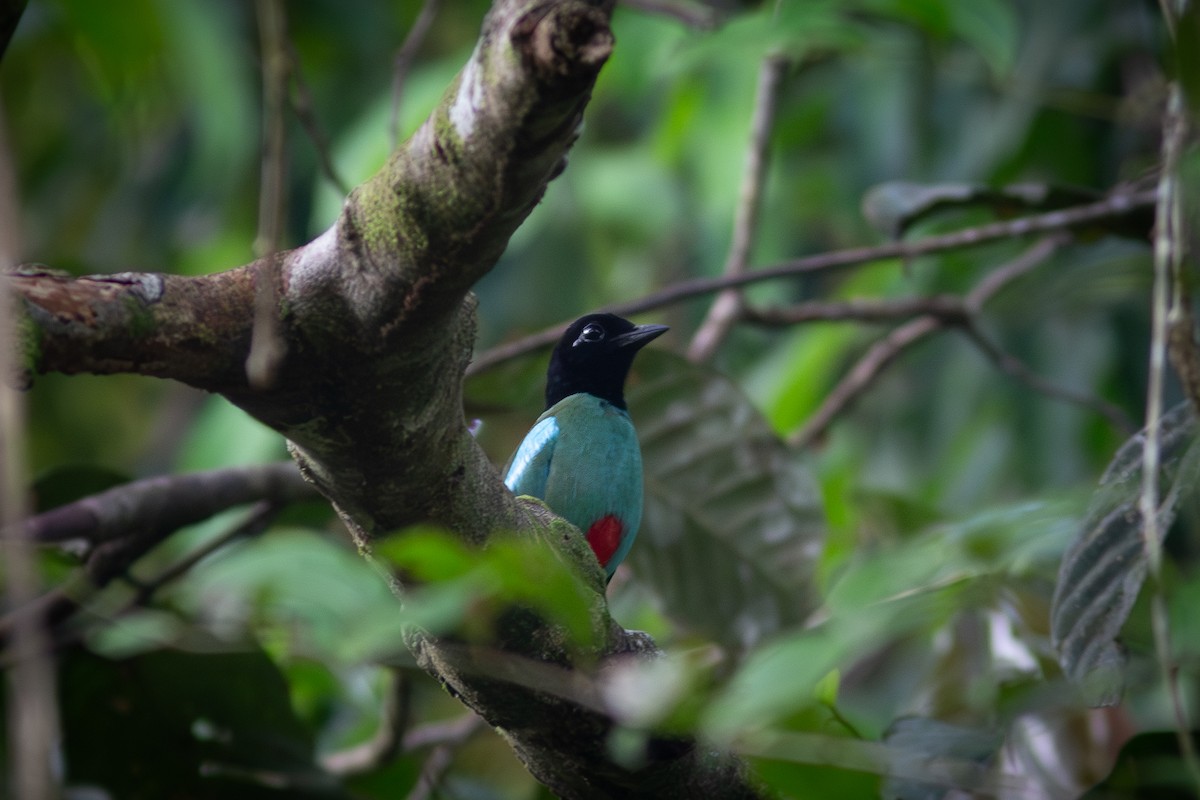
[{"left": 544, "top": 313, "right": 669, "bottom": 410}]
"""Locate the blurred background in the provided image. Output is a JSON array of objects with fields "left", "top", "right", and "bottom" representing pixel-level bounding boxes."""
[{"left": 2, "top": 0, "right": 1188, "bottom": 797}]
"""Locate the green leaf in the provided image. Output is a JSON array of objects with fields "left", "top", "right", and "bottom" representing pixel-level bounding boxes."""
[
  {"left": 174, "top": 527, "right": 406, "bottom": 664},
  {"left": 1051, "top": 401, "right": 1200, "bottom": 706},
  {"left": 378, "top": 528, "right": 602, "bottom": 650},
  {"left": 627, "top": 351, "right": 825, "bottom": 652}
]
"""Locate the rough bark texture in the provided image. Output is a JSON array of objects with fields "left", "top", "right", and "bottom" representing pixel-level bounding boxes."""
[{"left": 7, "top": 1, "right": 761, "bottom": 797}]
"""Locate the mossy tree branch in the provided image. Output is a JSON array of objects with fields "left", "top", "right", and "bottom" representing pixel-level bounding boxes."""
[{"left": 6, "top": 1, "right": 760, "bottom": 796}]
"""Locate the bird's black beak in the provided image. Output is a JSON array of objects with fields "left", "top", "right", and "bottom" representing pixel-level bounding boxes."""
[{"left": 611, "top": 323, "right": 669, "bottom": 350}]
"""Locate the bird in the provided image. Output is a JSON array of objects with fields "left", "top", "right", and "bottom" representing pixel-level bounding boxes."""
[{"left": 504, "top": 313, "right": 668, "bottom": 581}]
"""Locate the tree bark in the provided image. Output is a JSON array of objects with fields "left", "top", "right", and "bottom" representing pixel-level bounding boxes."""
[{"left": 7, "top": 1, "right": 761, "bottom": 796}]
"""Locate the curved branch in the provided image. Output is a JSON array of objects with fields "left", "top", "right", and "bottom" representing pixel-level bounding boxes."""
[
  {"left": 688, "top": 53, "right": 788, "bottom": 362},
  {"left": 468, "top": 187, "right": 1157, "bottom": 375},
  {"left": 786, "top": 234, "right": 1069, "bottom": 448},
  {"left": 25, "top": 462, "right": 313, "bottom": 545}
]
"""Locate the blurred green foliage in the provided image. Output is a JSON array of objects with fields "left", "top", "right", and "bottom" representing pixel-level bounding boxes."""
[{"left": 3, "top": 0, "right": 1192, "bottom": 797}]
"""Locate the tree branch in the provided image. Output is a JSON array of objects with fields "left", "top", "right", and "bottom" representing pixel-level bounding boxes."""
[
  {"left": 391, "top": 0, "right": 443, "bottom": 150},
  {"left": 468, "top": 187, "right": 1157, "bottom": 375},
  {"left": 9, "top": 264, "right": 260, "bottom": 391},
  {"left": 321, "top": 670, "right": 414, "bottom": 775},
  {"left": 619, "top": 0, "right": 718, "bottom": 29},
  {"left": 24, "top": 462, "right": 313, "bottom": 546},
  {"left": 688, "top": 53, "right": 788, "bottom": 362},
  {"left": 286, "top": 43, "right": 350, "bottom": 196},
  {"left": 785, "top": 234, "right": 1071, "bottom": 448},
  {"left": 11, "top": 3, "right": 763, "bottom": 796},
  {"left": 0, "top": 83, "right": 58, "bottom": 800},
  {"left": 0, "top": 0, "right": 25, "bottom": 64},
  {"left": 248, "top": 0, "right": 291, "bottom": 389}
]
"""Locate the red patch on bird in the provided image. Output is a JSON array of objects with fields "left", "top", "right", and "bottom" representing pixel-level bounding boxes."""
[{"left": 586, "top": 514, "right": 624, "bottom": 567}]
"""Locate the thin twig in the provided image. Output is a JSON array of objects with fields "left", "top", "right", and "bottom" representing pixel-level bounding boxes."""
[
  {"left": 467, "top": 189, "right": 1157, "bottom": 376},
  {"left": 322, "top": 669, "right": 414, "bottom": 775},
  {"left": 130, "top": 501, "right": 279, "bottom": 606},
  {"left": 247, "top": 0, "right": 290, "bottom": 389},
  {"left": 285, "top": 40, "right": 350, "bottom": 196},
  {"left": 787, "top": 235, "right": 1069, "bottom": 449},
  {"left": 744, "top": 295, "right": 967, "bottom": 326},
  {"left": 1158, "top": 0, "right": 1179, "bottom": 39},
  {"left": 402, "top": 712, "right": 483, "bottom": 751},
  {"left": 1, "top": 502, "right": 283, "bottom": 663},
  {"left": 689, "top": 54, "right": 789, "bottom": 362},
  {"left": 0, "top": 0, "right": 27, "bottom": 63},
  {"left": 0, "top": 581, "right": 87, "bottom": 655},
  {"left": 390, "top": 0, "right": 441, "bottom": 150},
  {"left": 787, "top": 315, "right": 945, "bottom": 449},
  {"left": 957, "top": 324, "right": 1137, "bottom": 435},
  {"left": 618, "top": 0, "right": 719, "bottom": 29},
  {"left": 1143, "top": 81, "right": 1200, "bottom": 792},
  {"left": 407, "top": 714, "right": 486, "bottom": 800},
  {"left": 21, "top": 462, "right": 315, "bottom": 546},
  {"left": 0, "top": 91, "right": 58, "bottom": 800}
]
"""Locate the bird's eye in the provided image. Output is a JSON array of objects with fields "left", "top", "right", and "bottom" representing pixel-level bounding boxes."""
[{"left": 574, "top": 323, "right": 605, "bottom": 346}]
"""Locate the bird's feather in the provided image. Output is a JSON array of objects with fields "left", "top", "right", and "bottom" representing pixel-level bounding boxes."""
[{"left": 505, "top": 394, "right": 644, "bottom": 575}]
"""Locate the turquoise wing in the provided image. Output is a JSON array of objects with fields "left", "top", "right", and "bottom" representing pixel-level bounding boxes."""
[
  {"left": 504, "top": 414, "right": 559, "bottom": 499},
  {"left": 505, "top": 395, "right": 645, "bottom": 578}
]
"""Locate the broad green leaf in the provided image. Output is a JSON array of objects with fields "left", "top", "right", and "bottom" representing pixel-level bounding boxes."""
[
  {"left": 176, "top": 396, "right": 288, "bottom": 471},
  {"left": 173, "top": 527, "right": 405, "bottom": 664},
  {"left": 628, "top": 351, "right": 824, "bottom": 652},
  {"left": 379, "top": 528, "right": 602, "bottom": 650},
  {"left": 1051, "top": 402, "right": 1200, "bottom": 706},
  {"left": 705, "top": 497, "right": 1077, "bottom": 741}
]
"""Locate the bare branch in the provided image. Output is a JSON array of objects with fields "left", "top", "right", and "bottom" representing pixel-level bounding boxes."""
[
  {"left": 956, "top": 324, "right": 1137, "bottom": 435},
  {"left": 247, "top": 0, "right": 291, "bottom": 389},
  {"left": 1143, "top": 80, "right": 1200, "bottom": 792},
  {"left": 787, "top": 235, "right": 1068, "bottom": 449},
  {"left": 403, "top": 711, "right": 483, "bottom": 750},
  {"left": 285, "top": 44, "right": 350, "bottom": 196},
  {"left": 0, "top": 95, "right": 59, "bottom": 800},
  {"left": 744, "top": 295, "right": 967, "bottom": 326},
  {"left": 689, "top": 54, "right": 789, "bottom": 362},
  {"left": 0, "top": 0, "right": 26, "bottom": 63},
  {"left": 390, "top": 0, "right": 443, "bottom": 150},
  {"left": 469, "top": 188, "right": 1157, "bottom": 376},
  {"left": 322, "top": 670, "right": 414, "bottom": 775},
  {"left": 129, "top": 500, "right": 281, "bottom": 605},
  {"left": 618, "top": 0, "right": 718, "bottom": 29},
  {"left": 1, "top": 500, "right": 283, "bottom": 655},
  {"left": 24, "top": 462, "right": 314, "bottom": 547},
  {"left": 10, "top": 265, "right": 260, "bottom": 391},
  {"left": 787, "top": 315, "right": 945, "bottom": 449},
  {"left": 407, "top": 715, "right": 487, "bottom": 800}
]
